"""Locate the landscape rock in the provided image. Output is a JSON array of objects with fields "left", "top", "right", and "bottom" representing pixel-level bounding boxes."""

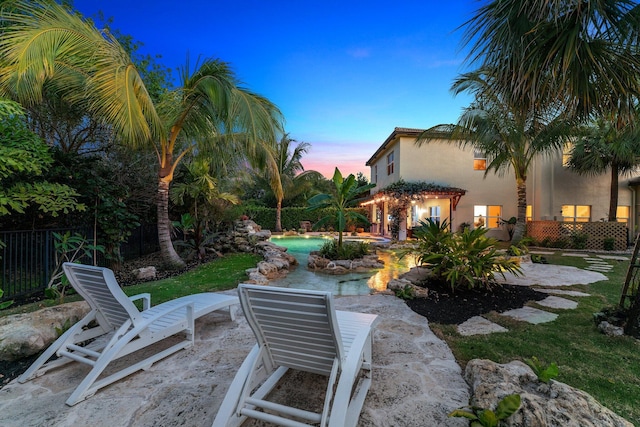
[
  {"left": 465, "top": 359, "right": 632, "bottom": 427},
  {"left": 0, "top": 301, "right": 90, "bottom": 361},
  {"left": 598, "top": 321, "right": 625, "bottom": 336},
  {"left": 132, "top": 266, "right": 156, "bottom": 281},
  {"left": 307, "top": 252, "right": 384, "bottom": 273}
]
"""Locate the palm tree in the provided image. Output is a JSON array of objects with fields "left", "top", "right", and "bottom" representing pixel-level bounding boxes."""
[
  {"left": 461, "top": 0, "right": 640, "bottom": 123},
  {"left": 269, "top": 134, "right": 323, "bottom": 231},
  {"left": 567, "top": 119, "right": 640, "bottom": 221},
  {"left": 419, "top": 70, "right": 570, "bottom": 244},
  {"left": 307, "top": 168, "right": 375, "bottom": 250},
  {"left": 0, "top": 1, "right": 283, "bottom": 268}
]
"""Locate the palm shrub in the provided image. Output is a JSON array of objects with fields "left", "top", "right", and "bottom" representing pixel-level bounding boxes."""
[
  {"left": 318, "top": 240, "right": 371, "bottom": 261},
  {"left": 410, "top": 219, "right": 522, "bottom": 292}
]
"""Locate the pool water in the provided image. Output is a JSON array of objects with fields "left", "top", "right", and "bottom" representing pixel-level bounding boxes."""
[{"left": 268, "top": 235, "right": 417, "bottom": 295}]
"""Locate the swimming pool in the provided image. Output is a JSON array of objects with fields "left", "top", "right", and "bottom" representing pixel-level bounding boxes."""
[{"left": 268, "top": 235, "right": 417, "bottom": 295}]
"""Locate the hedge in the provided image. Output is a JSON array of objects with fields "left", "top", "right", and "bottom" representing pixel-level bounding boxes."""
[{"left": 237, "top": 206, "right": 370, "bottom": 232}]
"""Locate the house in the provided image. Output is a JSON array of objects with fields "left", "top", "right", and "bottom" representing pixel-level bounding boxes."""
[{"left": 364, "top": 127, "right": 640, "bottom": 242}]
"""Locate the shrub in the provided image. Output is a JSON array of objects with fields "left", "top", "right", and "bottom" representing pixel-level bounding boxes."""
[
  {"left": 318, "top": 240, "right": 371, "bottom": 260},
  {"left": 603, "top": 237, "right": 615, "bottom": 251},
  {"left": 408, "top": 219, "right": 522, "bottom": 292},
  {"left": 569, "top": 232, "right": 589, "bottom": 249}
]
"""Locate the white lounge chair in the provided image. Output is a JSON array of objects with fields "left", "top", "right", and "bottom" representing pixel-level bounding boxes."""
[
  {"left": 18, "top": 262, "right": 239, "bottom": 406},
  {"left": 212, "top": 284, "right": 378, "bottom": 427}
]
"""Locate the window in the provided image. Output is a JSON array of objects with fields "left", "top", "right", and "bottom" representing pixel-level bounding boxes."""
[
  {"left": 373, "top": 165, "right": 378, "bottom": 184},
  {"left": 429, "top": 206, "right": 441, "bottom": 223},
  {"left": 561, "top": 205, "right": 590, "bottom": 222},
  {"left": 526, "top": 205, "right": 532, "bottom": 221},
  {"left": 617, "top": 206, "right": 630, "bottom": 226},
  {"left": 473, "top": 149, "right": 486, "bottom": 170},
  {"left": 386, "top": 152, "right": 394, "bottom": 175},
  {"left": 474, "top": 205, "right": 501, "bottom": 229},
  {"left": 562, "top": 142, "right": 573, "bottom": 167}
]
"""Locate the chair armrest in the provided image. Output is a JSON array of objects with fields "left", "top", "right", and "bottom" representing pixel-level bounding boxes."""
[{"left": 129, "top": 293, "right": 151, "bottom": 311}]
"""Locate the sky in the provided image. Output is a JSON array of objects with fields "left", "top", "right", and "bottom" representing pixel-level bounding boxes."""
[{"left": 74, "top": 0, "right": 477, "bottom": 178}]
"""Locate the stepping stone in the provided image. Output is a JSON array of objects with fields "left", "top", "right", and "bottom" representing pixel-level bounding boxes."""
[
  {"left": 501, "top": 307, "right": 558, "bottom": 324},
  {"left": 562, "top": 253, "right": 590, "bottom": 257},
  {"left": 585, "top": 258, "right": 610, "bottom": 263},
  {"left": 529, "top": 250, "right": 555, "bottom": 255},
  {"left": 457, "top": 316, "right": 508, "bottom": 336},
  {"left": 536, "top": 295, "right": 578, "bottom": 309},
  {"left": 597, "top": 255, "right": 629, "bottom": 261},
  {"left": 537, "top": 288, "right": 590, "bottom": 297},
  {"left": 586, "top": 265, "right": 612, "bottom": 271}
]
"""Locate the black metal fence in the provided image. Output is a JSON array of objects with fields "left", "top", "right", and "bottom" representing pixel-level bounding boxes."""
[{"left": 1, "top": 224, "right": 159, "bottom": 302}]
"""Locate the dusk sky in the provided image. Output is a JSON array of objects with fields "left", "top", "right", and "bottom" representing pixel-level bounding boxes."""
[{"left": 74, "top": 1, "right": 477, "bottom": 178}]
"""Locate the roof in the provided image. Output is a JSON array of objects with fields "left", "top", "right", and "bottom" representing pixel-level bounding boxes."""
[{"left": 364, "top": 125, "right": 454, "bottom": 166}]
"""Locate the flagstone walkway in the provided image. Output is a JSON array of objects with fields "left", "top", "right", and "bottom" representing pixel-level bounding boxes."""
[{"left": 456, "top": 252, "right": 615, "bottom": 336}]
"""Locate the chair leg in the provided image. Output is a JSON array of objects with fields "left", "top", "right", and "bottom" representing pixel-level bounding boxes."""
[{"left": 18, "top": 311, "right": 99, "bottom": 383}]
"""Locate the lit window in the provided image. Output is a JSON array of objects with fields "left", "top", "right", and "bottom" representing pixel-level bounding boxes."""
[
  {"left": 386, "top": 152, "right": 394, "bottom": 175},
  {"left": 473, "top": 149, "right": 486, "bottom": 170},
  {"left": 526, "top": 205, "right": 532, "bottom": 221},
  {"left": 617, "top": 206, "right": 630, "bottom": 226},
  {"left": 474, "top": 205, "right": 502, "bottom": 229},
  {"left": 562, "top": 205, "right": 590, "bottom": 222},
  {"left": 562, "top": 142, "right": 574, "bottom": 167},
  {"left": 429, "top": 206, "right": 441, "bottom": 223}
]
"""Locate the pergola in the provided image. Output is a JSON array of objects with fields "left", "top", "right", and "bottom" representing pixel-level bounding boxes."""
[{"left": 361, "top": 180, "right": 467, "bottom": 210}]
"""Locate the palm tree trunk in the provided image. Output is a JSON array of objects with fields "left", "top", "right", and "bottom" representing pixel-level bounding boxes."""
[
  {"left": 608, "top": 162, "right": 619, "bottom": 222},
  {"left": 157, "top": 179, "right": 185, "bottom": 269},
  {"left": 511, "top": 179, "right": 527, "bottom": 244},
  {"left": 275, "top": 199, "right": 282, "bottom": 232}
]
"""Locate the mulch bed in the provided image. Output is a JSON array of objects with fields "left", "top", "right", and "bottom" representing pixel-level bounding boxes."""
[{"left": 405, "top": 282, "right": 548, "bottom": 325}]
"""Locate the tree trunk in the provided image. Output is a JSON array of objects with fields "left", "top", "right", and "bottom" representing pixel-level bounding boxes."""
[
  {"left": 275, "top": 199, "right": 282, "bottom": 232},
  {"left": 157, "top": 179, "right": 185, "bottom": 269},
  {"left": 608, "top": 162, "right": 619, "bottom": 222},
  {"left": 511, "top": 179, "right": 527, "bottom": 244}
]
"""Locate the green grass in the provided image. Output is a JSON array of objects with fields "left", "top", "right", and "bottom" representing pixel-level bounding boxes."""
[
  {"left": 430, "top": 252, "right": 640, "bottom": 426},
  {"left": 1, "top": 253, "right": 261, "bottom": 317}
]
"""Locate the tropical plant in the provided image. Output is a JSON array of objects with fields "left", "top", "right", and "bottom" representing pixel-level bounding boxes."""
[
  {"left": 0, "top": 98, "right": 85, "bottom": 219},
  {"left": 449, "top": 394, "right": 521, "bottom": 427},
  {"left": 318, "top": 239, "right": 371, "bottom": 261},
  {"left": 525, "top": 356, "right": 559, "bottom": 384},
  {"left": 170, "top": 158, "right": 238, "bottom": 260},
  {"left": 252, "top": 133, "right": 324, "bottom": 231},
  {"left": 567, "top": 120, "right": 640, "bottom": 222},
  {"left": 418, "top": 69, "right": 570, "bottom": 244},
  {"left": 410, "top": 218, "right": 452, "bottom": 263},
  {"left": 0, "top": 289, "right": 13, "bottom": 310},
  {"left": 47, "top": 232, "right": 105, "bottom": 303},
  {"left": 461, "top": 0, "right": 640, "bottom": 123},
  {"left": 0, "top": 1, "right": 283, "bottom": 268},
  {"left": 307, "top": 168, "right": 375, "bottom": 250},
  {"left": 409, "top": 220, "right": 522, "bottom": 292},
  {"left": 440, "top": 0, "right": 640, "bottom": 243}
]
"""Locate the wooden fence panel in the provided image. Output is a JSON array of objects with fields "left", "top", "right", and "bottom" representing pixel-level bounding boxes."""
[{"left": 526, "top": 220, "right": 628, "bottom": 251}]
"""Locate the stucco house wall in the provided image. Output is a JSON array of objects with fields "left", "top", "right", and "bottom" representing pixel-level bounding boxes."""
[{"left": 366, "top": 127, "right": 639, "bottom": 241}]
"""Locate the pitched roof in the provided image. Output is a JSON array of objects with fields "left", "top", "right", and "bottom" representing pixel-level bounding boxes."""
[{"left": 364, "top": 125, "right": 454, "bottom": 166}]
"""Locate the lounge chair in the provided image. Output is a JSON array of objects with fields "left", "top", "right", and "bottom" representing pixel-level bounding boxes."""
[
  {"left": 212, "top": 284, "right": 378, "bottom": 427},
  {"left": 18, "top": 262, "right": 239, "bottom": 406}
]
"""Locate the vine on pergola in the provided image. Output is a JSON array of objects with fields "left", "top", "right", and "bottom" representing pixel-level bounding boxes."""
[{"left": 365, "top": 179, "right": 467, "bottom": 239}]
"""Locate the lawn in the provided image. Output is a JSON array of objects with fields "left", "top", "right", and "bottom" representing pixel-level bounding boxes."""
[
  {"left": 429, "top": 252, "right": 640, "bottom": 426},
  {"left": 0, "top": 253, "right": 261, "bottom": 317}
]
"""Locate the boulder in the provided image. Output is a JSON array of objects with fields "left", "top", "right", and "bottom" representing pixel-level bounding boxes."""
[
  {"left": 132, "top": 266, "right": 157, "bottom": 281},
  {"left": 0, "top": 301, "right": 90, "bottom": 361},
  {"left": 465, "top": 359, "right": 632, "bottom": 427}
]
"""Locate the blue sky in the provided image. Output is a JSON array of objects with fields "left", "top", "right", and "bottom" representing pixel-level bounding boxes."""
[{"left": 74, "top": 1, "right": 477, "bottom": 178}]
